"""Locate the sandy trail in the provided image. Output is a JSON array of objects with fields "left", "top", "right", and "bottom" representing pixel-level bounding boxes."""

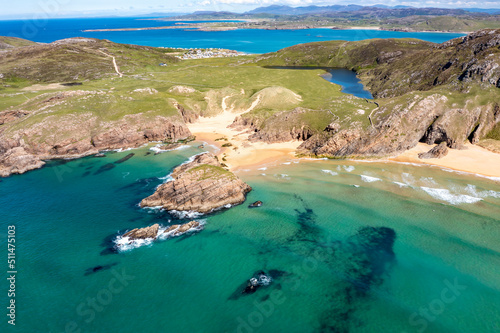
[{"left": 98, "top": 51, "right": 123, "bottom": 77}]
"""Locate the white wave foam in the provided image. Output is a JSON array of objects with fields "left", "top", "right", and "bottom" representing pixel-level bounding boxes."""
[
  {"left": 321, "top": 169, "right": 338, "bottom": 176},
  {"left": 114, "top": 236, "right": 155, "bottom": 252},
  {"left": 258, "top": 167, "right": 267, "bottom": 171},
  {"left": 274, "top": 174, "right": 291, "bottom": 180},
  {"left": 393, "top": 181, "right": 409, "bottom": 188},
  {"left": 401, "top": 172, "right": 415, "bottom": 186},
  {"left": 361, "top": 175, "right": 381, "bottom": 183},
  {"left": 464, "top": 184, "right": 500, "bottom": 199},
  {"left": 142, "top": 205, "right": 165, "bottom": 213},
  {"left": 157, "top": 220, "right": 206, "bottom": 241},
  {"left": 114, "top": 220, "right": 206, "bottom": 252},
  {"left": 282, "top": 162, "right": 291, "bottom": 165},
  {"left": 150, "top": 144, "right": 190, "bottom": 154},
  {"left": 421, "top": 187, "right": 482, "bottom": 205},
  {"left": 169, "top": 210, "right": 204, "bottom": 219},
  {"left": 420, "top": 177, "right": 437, "bottom": 186},
  {"left": 343, "top": 165, "right": 355, "bottom": 172},
  {"left": 261, "top": 173, "right": 266, "bottom": 176},
  {"left": 353, "top": 185, "right": 360, "bottom": 188},
  {"left": 157, "top": 174, "right": 174, "bottom": 183}
]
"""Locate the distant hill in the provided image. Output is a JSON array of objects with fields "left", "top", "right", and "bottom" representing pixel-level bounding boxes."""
[
  {"left": 245, "top": 5, "right": 467, "bottom": 16},
  {"left": 246, "top": 5, "right": 363, "bottom": 15},
  {"left": 0, "top": 36, "right": 38, "bottom": 49}
]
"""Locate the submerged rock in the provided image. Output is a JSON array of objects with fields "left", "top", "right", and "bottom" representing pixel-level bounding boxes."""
[
  {"left": 122, "top": 224, "right": 159, "bottom": 240},
  {"left": 418, "top": 142, "right": 449, "bottom": 159},
  {"left": 248, "top": 201, "right": 263, "bottom": 208},
  {"left": 140, "top": 153, "right": 252, "bottom": 214},
  {"left": 114, "top": 153, "right": 134, "bottom": 164},
  {"left": 243, "top": 271, "right": 273, "bottom": 294}
]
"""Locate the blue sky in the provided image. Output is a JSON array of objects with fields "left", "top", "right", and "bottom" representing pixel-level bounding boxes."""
[{"left": 3, "top": 0, "right": 500, "bottom": 19}]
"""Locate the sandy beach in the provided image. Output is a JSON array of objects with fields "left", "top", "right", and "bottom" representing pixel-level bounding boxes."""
[
  {"left": 390, "top": 142, "right": 500, "bottom": 178},
  {"left": 188, "top": 111, "right": 500, "bottom": 178},
  {"left": 187, "top": 110, "right": 300, "bottom": 171}
]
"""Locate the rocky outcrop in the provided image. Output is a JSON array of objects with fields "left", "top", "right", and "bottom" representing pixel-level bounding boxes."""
[
  {"left": 418, "top": 142, "right": 449, "bottom": 159},
  {"left": 299, "top": 94, "right": 500, "bottom": 158},
  {"left": 140, "top": 153, "right": 252, "bottom": 214},
  {"left": 0, "top": 146, "right": 45, "bottom": 177},
  {"left": 230, "top": 108, "right": 315, "bottom": 143},
  {"left": 122, "top": 224, "right": 159, "bottom": 240},
  {"left": 0, "top": 109, "right": 192, "bottom": 177},
  {"left": 164, "top": 221, "right": 201, "bottom": 236}
]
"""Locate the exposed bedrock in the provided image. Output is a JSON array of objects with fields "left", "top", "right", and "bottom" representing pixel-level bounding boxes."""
[
  {"left": 0, "top": 114, "right": 192, "bottom": 177},
  {"left": 140, "top": 153, "right": 252, "bottom": 214},
  {"left": 299, "top": 95, "right": 500, "bottom": 157}
]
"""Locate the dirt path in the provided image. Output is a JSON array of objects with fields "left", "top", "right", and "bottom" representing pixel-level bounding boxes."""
[{"left": 98, "top": 50, "right": 123, "bottom": 77}]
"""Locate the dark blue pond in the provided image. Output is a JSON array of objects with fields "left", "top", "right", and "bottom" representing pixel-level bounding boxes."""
[{"left": 322, "top": 68, "right": 373, "bottom": 99}]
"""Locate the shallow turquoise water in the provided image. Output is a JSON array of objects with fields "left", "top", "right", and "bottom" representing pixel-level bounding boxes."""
[{"left": 1, "top": 145, "right": 499, "bottom": 333}]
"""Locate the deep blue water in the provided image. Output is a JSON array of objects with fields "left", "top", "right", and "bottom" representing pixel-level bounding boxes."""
[
  {"left": 322, "top": 69, "right": 373, "bottom": 99},
  {"left": 0, "top": 17, "right": 465, "bottom": 53}
]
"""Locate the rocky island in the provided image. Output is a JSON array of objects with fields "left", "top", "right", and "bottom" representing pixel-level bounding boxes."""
[{"left": 140, "top": 153, "right": 252, "bottom": 214}]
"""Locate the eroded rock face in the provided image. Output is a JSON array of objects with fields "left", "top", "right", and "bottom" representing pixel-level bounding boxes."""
[
  {"left": 140, "top": 153, "right": 252, "bottom": 214},
  {"left": 418, "top": 142, "right": 449, "bottom": 159},
  {"left": 0, "top": 111, "right": 192, "bottom": 177},
  {"left": 122, "top": 224, "right": 159, "bottom": 240},
  {"left": 299, "top": 94, "right": 500, "bottom": 158}
]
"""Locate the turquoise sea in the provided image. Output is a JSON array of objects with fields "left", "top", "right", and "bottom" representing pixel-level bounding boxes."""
[
  {"left": 0, "top": 17, "right": 465, "bottom": 53},
  {"left": 1, "top": 145, "right": 499, "bottom": 333}
]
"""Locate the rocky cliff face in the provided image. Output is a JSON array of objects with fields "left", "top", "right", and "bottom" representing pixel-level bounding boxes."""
[
  {"left": 299, "top": 94, "right": 500, "bottom": 157},
  {"left": 140, "top": 153, "right": 252, "bottom": 214},
  {"left": 0, "top": 101, "right": 192, "bottom": 177},
  {"left": 229, "top": 108, "right": 317, "bottom": 144}
]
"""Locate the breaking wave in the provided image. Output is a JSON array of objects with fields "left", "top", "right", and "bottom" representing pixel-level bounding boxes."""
[
  {"left": 114, "top": 220, "right": 206, "bottom": 252},
  {"left": 321, "top": 169, "right": 338, "bottom": 176},
  {"left": 361, "top": 175, "right": 381, "bottom": 183},
  {"left": 421, "top": 187, "right": 482, "bottom": 205}
]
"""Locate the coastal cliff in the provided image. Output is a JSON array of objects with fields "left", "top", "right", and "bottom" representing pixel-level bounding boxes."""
[
  {"left": 140, "top": 153, "right": 252, "bottom": 214},
  {"left": 252, "top": 29, "right": 500, "bottom": 158}
]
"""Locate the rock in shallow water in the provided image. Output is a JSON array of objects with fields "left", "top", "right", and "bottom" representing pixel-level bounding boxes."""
[
  {"left": 248, "top": 201, "right": 263, "bottom": 208},
  {"left": 122, "top": 223, "right": 159, "bottom": 240},
  {"left": 164, "top": 221, "right": 200, "bottom": 236},
  {"left": 140, "top": 153, "right": 252, "bottom": 214}
]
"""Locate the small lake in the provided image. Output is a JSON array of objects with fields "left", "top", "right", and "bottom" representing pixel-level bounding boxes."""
[
  {"left": 321, "top": 68, "right": 373, "bottom": 99},
  {"left": 267, "top": 66, "right": 373, "bottom": 99}
]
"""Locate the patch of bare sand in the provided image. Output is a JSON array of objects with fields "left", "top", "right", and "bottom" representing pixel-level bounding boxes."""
[
  {"left": 22, "top": 83, "right": 67, "bottom": 91},
  {"left": 187, "top": 109, "right": 300, "bottom": 171},
  {"left": 390, "top": 142, "right": 500, "bottom": 178}
]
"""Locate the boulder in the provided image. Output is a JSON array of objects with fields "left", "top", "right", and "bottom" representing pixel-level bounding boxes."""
[
  {"left": 249, "top": 201, "right": 263, "bottom": 208},
  {"left": 418, "top": 142, "right": 449, "bottom": 159}
]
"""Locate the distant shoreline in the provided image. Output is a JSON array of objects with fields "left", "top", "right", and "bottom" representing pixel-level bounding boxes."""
[{"left": 83, "top": 23, "right": 467, "bottom": 34}]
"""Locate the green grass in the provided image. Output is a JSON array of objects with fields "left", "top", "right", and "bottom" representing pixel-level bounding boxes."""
[{"left": 188, "top": 164, "right": 234, "bottom": 181}]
